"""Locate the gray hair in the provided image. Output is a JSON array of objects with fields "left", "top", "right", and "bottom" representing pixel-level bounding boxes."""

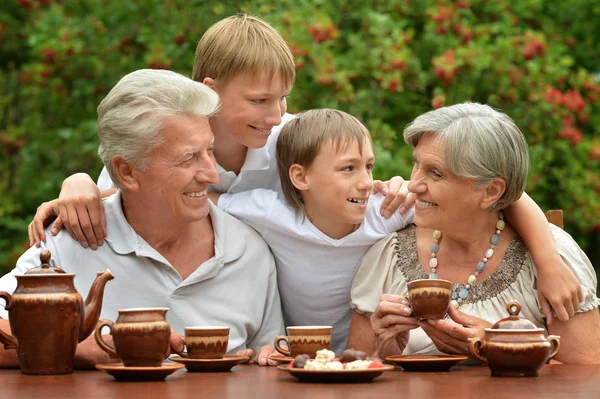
[
  {"left": 403, "top": 103, "right": 529, "bottom": 209},
  {"left": 97, "top": 69, "right": 220, "bottom": 189}
]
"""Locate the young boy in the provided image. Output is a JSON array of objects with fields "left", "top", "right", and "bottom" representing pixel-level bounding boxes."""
[
  {"left": 28, "top": 14, "right": 582, "bottom": 349},
  {"left": 209, "top": 109, "right": 414, "bottom": 353}
]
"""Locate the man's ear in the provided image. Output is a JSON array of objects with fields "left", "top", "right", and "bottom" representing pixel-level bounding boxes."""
[
  {"left": 203, "top": 77, "right": 216, "bottom": 91},
  {"left": 481, "top": 178, "right": 506, "bottom": 209},
  {"left": 289, "top": 163, "right": 309, "bottom": 192},
  {"left": 112, "top": 156, "right": 139, "bottom": 191}
]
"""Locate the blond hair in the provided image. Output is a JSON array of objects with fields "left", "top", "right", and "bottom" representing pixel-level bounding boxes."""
[
  {"left": 97, "top": 69, "right": 220, "bottom": 189},
  {"left": 192, "top": 14, "right": 295, "bottom": 88},
  {"left": 403, "top": 102, "right": 529, "bottom": 210},
  {"left": 276, "top": 109, "right": 373, "bottom": 212}
]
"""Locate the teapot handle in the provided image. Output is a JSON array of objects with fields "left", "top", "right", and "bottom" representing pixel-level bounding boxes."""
[
  {"left": 0, "top": 292, "right": 18, "bottom": 350},
  {"left": 547, "top": 335, "right": 561, "bottom": 361},
  {"left": 94, "top": 319, "right": 117, "bottom": 358},
  {"left": 468, "top": 337, "right": 487, "bottom": 363}
]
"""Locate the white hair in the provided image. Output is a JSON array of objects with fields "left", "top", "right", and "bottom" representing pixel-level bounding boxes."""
[
  {"left": 97, "top": 69, "right": 220, "bottom": 189},
  {"left": 403, "top": 102, "right": 529, "bottom": 209}
]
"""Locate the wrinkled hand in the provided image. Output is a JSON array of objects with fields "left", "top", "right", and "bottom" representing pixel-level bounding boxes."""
[
  {"left": 370, "top": 294, "right": 419, "bottom": 358},
  {"left": 536, "top": 254, "right": 583, "bottom": 325},
  {"left": 373, "top": 176, "right": 415, "bottom": 218},
  {"left": 242, "top": 345, "right": 280, "bottom": 367},
  {"left": 418, "top": 306, "right": 491, "bottom": 357},
  {"left": 52, "top": 173, "right": 107, "bottom": 250},
  {"left": 74, "top": 331, "right": 114, "bottom": 369}
]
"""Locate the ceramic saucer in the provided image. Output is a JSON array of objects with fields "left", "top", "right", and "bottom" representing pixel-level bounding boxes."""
[
  {"left": 96, "top": 362, "right": 184, "bottom": 381},
  {"left": 170, "top": 354, "right": 249, "bottom": 372},
  {"left": 270, "top": 353, "right": 294, "bottom": 364},
  {"left": 278, "top": 364, "right": 394, "bottom": 383},
  {"left": 385, "top": 354, "right": 468, "bottom": 372}
]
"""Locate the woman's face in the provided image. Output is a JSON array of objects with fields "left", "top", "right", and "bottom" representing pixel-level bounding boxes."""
[{"left": 407, "top": 134, "right": 486, "bottom": 232}]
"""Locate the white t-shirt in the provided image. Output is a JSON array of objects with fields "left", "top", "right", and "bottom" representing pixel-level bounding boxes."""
[
  {"left": 97, "top": 113, "right": 296, "bottom": 193},
  {"left": 218, "top": 189, "right": 414, "bottom": 353}
]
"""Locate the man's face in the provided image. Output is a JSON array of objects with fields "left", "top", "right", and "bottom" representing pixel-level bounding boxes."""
[
  {"left": 208, "top": 72, "right": 291, "bottom": 149},
  {"left": 133, "top": 114, "right": 219, "bottom": 224}
]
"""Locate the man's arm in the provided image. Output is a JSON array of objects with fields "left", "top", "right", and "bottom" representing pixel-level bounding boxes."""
[{"left": 503, "top": 193, "right": 583, "bottom": 324}]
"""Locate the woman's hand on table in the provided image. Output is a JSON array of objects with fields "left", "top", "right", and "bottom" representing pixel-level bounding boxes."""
[
  {"left": 370, "top": 294, "right": 419, "bottom": 358},
  {"left": 241, "top": 345, "right": 280, "bottom": 367},
  {"left": 535, "top": 253, "right": 583, "bottom": 325},
  {"left": 373, "top": 176, "right": 415, "bottom": 218},
  {"left": 419, "top": 306, "right": 491, "bottom": 357}
]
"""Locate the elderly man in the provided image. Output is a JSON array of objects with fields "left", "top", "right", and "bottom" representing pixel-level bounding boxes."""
[{"left": 0, "top": 69, "right": 283, "bottom": 368}]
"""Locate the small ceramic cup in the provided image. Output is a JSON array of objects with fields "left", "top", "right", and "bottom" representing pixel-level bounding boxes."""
[
  {"left": 407, "top": 279, "right": 453, "bottom": 320},
  {"left": 274, "top": 326, "right": 332, "bottom": 358},
  {"left": 94, "top": 308, "right": 171, "bottom": 367},
  {"left": 175, "top": 327, "right": 229, "bottom": 359}
]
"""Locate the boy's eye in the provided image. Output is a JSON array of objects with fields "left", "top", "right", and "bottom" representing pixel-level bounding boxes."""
[
  {"left": 366, "top": 163, "right": 374, "bottom": 171},
  {"left": 252, "top": 99, "right": 266, "bottom": 104},
  {"left": 342, "top": 166, "right": 354, "bottom": 172}
]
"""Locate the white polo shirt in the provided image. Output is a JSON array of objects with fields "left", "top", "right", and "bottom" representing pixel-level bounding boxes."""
[
  {"left": 218, "top": 189, "right": 414, "bottom": 353},
  {"left": 97, "top": 113, "right": 296, "bottom": 194},
  {"left": 0, "top": 192, "right": 284, "bottom": 355}
]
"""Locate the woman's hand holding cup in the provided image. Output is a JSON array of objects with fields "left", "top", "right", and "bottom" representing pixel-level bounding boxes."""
[{"left": 370, "top": 294, "right": 420, "bottom": 359}]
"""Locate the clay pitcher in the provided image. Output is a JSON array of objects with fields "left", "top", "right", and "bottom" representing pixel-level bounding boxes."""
[{"left": 0, "top": 249, "right": 114, "bottom": 375}]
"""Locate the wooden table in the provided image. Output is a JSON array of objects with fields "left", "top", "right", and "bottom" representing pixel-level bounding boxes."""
[{"left": 0, "top": 363, "right": 598, "bottom": 399}]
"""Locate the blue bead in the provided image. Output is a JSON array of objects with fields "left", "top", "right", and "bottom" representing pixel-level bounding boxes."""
[
  {"left": 476, "top": 261, "right": 486, "bottom": 273},
  {"left": 459, "top": 288, "right": 470, "bottom": 299},
  {"left": 430, "top": 243, "right": 439, "bottom": 253},
  {"left": 491, "top": 234, "right": 500, "bottom": 245},
  {"left": 429, "top": 273, "right": 438, "bottom": 279}
]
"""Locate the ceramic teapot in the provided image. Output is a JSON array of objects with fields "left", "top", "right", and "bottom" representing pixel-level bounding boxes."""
[
  {"left": 0, "top": 249, "right": 114, "bottom": 375},
  {"left": 468, "top": 299, "right": 560, "bottom": 377}
]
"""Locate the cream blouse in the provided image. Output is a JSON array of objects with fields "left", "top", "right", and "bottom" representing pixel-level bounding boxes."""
[{"left": 351, "top": 224, "right": 599, "bottom": 355}]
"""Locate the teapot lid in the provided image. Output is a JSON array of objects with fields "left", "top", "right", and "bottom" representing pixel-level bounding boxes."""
[
  {"left": 491, "top": 300, "right": 538, "bottom": 329},
  {"left": 24, "top": 249, "right": 67, "bottom": 275}
]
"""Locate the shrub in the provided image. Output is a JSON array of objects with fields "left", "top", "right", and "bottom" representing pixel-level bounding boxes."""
[{"left": 0, "top": 0, "right": 598, "bottom": 274}]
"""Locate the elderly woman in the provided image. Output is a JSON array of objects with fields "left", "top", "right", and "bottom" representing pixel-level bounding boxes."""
[{"left": 347, "top": 103, "right": 600, "bottom": 363}]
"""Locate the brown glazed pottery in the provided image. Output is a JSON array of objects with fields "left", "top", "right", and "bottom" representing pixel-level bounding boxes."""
[
  {"left": 175, "top": 326, "right": 229, "bottom": 359},
  {"left": 0, "top": 250, "right": 114, "bottom": 375},
  {"left": 274, "top": 326, "right": 332, "bottom": 358},
  {"left": 407, "top": 279, "right": 453, "bottom": 320},
  {"left": 469, "top": 300, "right": 560, "bottom": 377},
  {"left": 95, "top": 308, "right": 171, "bottom": 367}
]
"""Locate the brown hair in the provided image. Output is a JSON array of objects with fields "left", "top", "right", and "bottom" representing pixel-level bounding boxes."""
[
  {"left": 276, "top": 109, "right": 373, "bottom": 212},
  {"left": 192, "top": 14, "right": 295, "bottom": 88}
]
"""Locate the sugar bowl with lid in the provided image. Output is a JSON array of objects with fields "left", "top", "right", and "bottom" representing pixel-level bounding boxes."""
[{"left": 468, "top": 299, "right": 560, "bottom": 377}]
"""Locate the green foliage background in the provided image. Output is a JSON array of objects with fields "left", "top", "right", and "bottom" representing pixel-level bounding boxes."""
[{"left": 0, "top": 0, "right": 598, "bottom": 276}]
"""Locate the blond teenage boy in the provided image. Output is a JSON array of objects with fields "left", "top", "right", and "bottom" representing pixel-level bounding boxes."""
[{"left": 30, "top": 14, "right": 411, "bottom": 249}]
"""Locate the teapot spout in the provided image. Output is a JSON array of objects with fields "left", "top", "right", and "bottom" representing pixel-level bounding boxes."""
[{"left": 79, "top": 269, "right": 114, "bottom": 342}]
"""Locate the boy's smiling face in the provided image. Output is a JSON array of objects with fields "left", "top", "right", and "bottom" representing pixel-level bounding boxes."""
[
  {"left": 206, "top": 72, "right": 291, "bottom": 150},
  {"left": 297, "top": 137, "right": 375, "bottom": 239}
]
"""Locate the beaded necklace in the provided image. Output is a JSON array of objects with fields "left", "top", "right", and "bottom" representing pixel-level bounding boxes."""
[{"left": 428, "top": 212, "right": 505, "bottom": 308}]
